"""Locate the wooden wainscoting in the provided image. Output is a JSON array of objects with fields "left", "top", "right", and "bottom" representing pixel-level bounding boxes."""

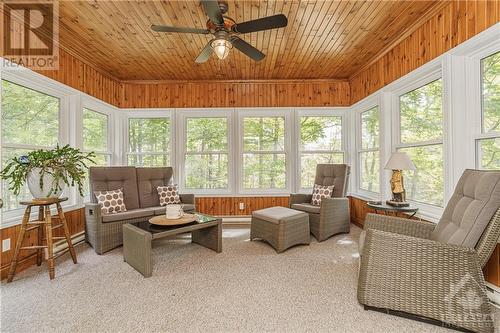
[
  {"left": 0, "top": 208, "right": 85, "bottom": 280},
  {"left": 195, "top": 196, "right": 290, "bottom": 216},
  {"left": 349, "top": 196, "right": 500, "bottom": 288}
]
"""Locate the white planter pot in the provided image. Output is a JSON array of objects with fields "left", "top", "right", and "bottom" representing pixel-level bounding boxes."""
[{"left": 27, "top": 168, "right": 65, "bottom": 199}]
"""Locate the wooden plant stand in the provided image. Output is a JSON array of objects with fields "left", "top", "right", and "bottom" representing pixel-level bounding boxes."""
[{"left": 7, "top": 197, "right": 77, "bottom": 282}]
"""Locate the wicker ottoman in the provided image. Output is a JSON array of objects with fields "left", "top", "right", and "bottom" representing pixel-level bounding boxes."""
[{"left": 250, "top": 207, "right": 310, "bottom": 253}]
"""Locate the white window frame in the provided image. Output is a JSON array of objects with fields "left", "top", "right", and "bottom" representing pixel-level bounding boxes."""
[
  {"left": 80, "top": 97, "right": 115, "bottom": 166},
  {"left": 391, "top": 68, "right": 448, "bottom": 216},
  {"left": 355, "top": 102, "right": 381, "bottom": 198},
  {"left": 295, "top": 108, "right": 347, "bottom": 193},
  {"left": 177, "top": 109, "right": 233, "bottom": 195},
  {"left": 123, "top": 109, "right": 173, "bottom": 170},
  {"left": 1, "top": 69, "right": 74, "bottom": 225},
  {"left": 237, "top": 108, "right": 293, "bottom": 195},
  {"left": 465, "top": 44, "right": 500, "bottom": 170}
]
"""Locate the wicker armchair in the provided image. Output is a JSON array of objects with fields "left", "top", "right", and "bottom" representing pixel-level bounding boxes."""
[
  {"left": 290, "top": 164, "right": 350, "bottom": 241},
  {"left": 358, "top": 169, "right": 500, "bottom": 333}
]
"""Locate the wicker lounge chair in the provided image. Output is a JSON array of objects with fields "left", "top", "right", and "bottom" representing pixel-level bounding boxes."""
[
  {"left": 358, "top": 169, "right": 500, "bottom": 333},
  {"left": 85, "top": 166, "right": 195, "bottom": 254},
  {"left": 290, "top": 164, "right": 350, "bottom": 241}
]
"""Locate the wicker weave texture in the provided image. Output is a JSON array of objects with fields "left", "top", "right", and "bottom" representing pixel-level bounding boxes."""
[{"left": 250, "top": 214, "right": 310, "bottom": 253}]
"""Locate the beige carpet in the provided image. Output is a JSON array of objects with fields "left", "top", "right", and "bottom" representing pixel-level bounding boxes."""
[{"left": 1, "top": 225, "right": 498, "bottom": 332}]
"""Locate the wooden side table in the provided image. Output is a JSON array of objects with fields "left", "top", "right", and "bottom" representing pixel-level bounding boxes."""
[
  {"left": 367, "top": 202, "right": 419, "bottom": 219},
  {"left": 7, "top": 197, "right": 77, "bottom": 282}
]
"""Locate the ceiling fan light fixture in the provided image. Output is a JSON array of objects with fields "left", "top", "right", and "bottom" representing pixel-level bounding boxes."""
[{"left": 211, "top": 38, "right": 232, "bottom": 60}]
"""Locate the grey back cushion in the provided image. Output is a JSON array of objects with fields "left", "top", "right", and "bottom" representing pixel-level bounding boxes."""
[
  {"left": 314, "top": 164, "right": 350, "bottom": 198},
  {"left": 89, "top": 167, "right": 139, "bottom": 210},
  {"left": 136, "top": 167, "right": 174, "bottom": 208},
  {"left": 431, "top": 169, "right": 500, "bottom": 248}
]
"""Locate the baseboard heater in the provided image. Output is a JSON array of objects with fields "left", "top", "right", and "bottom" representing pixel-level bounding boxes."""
[{"left": 44, "top": 231, "right": 86, "bottom": 259}]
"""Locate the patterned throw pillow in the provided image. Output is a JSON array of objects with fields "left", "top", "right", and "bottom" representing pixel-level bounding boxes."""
[
  {"left": 94, "top": 188, "right": 127, "bottom": 214},
  {"left": 157, "top": 185, "right": 181, "bottom": 206},
  {"left": 311, "top": 184, "right": 335, "bottom": 206}
]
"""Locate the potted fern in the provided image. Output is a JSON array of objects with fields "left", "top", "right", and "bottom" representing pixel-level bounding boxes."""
[{"left": 0, "top": 145, "right": 95, "bottom": 199}]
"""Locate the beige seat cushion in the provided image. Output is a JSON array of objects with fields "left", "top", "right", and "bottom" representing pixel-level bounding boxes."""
[
  {"left": 291, "top": 203, "right": 321, "bottom": 214},
  {"left": 431, "top": 169, "right": 500, "bottom": 248},
  {"left": 136, "top": 167, "right": 174, "bottom": 208},
  {"left": 89, "top": 166, "right": 140, "bottom": 210},
  {"left": 102, "top": 208, "right": 154, "bottom": 223},
  {"left": 253, "top": 207, "right": 307, "bottom": 224}
]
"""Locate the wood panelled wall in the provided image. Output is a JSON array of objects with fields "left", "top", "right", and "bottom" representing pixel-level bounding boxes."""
[
  {"left": 195, "top": 196, "right": 289, "bottom": 216},
  {"left": 349, "top": 196, "right": 500, "bottom": 288},
  {"left": 119, "top": 80, "right": 350, "bottom": 108},
  {"left": 350, "top": 0, "right": 500, "bottom": 103},
  {"left": 0, "top": 208, "right": 85, "bottom": 280}
]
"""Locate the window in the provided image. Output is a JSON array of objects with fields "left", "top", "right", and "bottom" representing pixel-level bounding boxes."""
[
  {"left": 242, "top": 116, "right": 287, "bottom": 190},
  {"left": 82, "top": 108, "right": 111, "bottom": 198},
  {"left": 358, "top": 107, "right": 380, "bottom": 193},
  {"left": 127, "top": 118, "right": 170, "bottom": 167},
  {"left": 299, "top": 115, "right": 343, "bottom": 189},
  {"left": 1, "top": 80, "right": 60, "bottom": 211},
  {"left": 477, "top": 52, "right": 500, "bottom": 170},
  {"left": 397, "top": 79, "right": 444, "bottom": 207},
  {"left": 184, "top": 117, "right": 229, "bottom": 190}
]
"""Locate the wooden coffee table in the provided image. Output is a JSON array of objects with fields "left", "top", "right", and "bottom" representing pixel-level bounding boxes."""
[{"left": 123, "top": 212, "right": 222, "bottom": 277}]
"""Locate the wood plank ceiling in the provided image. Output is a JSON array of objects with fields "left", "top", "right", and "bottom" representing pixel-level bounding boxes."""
[{"left": 58, "top": 0, "right": 440, "bottom": 81}]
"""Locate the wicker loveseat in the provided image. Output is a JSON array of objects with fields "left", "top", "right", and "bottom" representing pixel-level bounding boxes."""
[
  {"left": 85, "top": 166, "right": 195, "bottom": 254},
  {"left": 290, "top": 164, "right": 350, "bottom": 241},
  {"left": 358, "top": 169, "right": 500, "bottom": 333}
]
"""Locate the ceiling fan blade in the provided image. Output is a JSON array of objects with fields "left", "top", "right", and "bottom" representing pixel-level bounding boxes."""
[
  {"left": 201, "top": 0, "right": 224, "bottom": 25},
  {"left": 230, "top": 36, "right": 265, "bottom": 62},
  {"left": 195, "top": 41, "right": 214, "bottom": 63},
  {"left": 151, "top": 25, "right": 210, "bottom": 34},
  {"left": 232, "top": 14, "right": 288, "bottom": 34}
]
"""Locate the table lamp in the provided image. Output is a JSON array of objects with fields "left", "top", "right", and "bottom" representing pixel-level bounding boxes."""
[{"left": 384, "top": 152, "right": 416, "bottom": 207}]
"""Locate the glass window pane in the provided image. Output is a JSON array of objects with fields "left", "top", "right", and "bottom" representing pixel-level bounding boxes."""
[
  {"left": 300, "top": 116, "right": 342, "bottom": 151},
  {"left": 83, "top": 108, "right": 108, "bottom": 152},
  {"left": 128, "top": 118, "right": 170, "bottom": 153},
  {"left": 2, "top": 148, "right": 32, "bottom": 211},
  {"left": 186, "top": 118, "right": 228, "bottom": 152},
  {"left": 243, "top": 153, "right": 286, "bottom": 189},
  {"left": 359, "top": 151, "right": 380, "bottom": 193},
  {"left": 185, "top": 154, "right": 228, "bottom": 189},
  {"left": 1, "top": 80, "right": 59, "bottom": 147},
  {"left": 400, "top": 79, "right": 443, "bottom": 144},
  {"left": 128, "top": 154, "right": 170, "bottom": 167},
  {"left": 481, "top": 52, "right": 500, "bottom": 133},
  {"left": 361, "top": 107, "right": 379, "bottom": 149},
  {"left": 300, "top": 153, "right": 344, "bottom": 189},
  {"left": 399, "top": 144, "right": 444, "bottom": 207},
  {"left": 243, "top": 117, "right": 285, "bottom": 151},
  {"left": 477, "top": 138, "right": 500, "bottom": 170}
]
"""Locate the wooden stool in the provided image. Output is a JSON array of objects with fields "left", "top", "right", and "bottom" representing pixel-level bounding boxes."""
[{"left": 7, "top": 197, "right": 77, "bottom": 282}]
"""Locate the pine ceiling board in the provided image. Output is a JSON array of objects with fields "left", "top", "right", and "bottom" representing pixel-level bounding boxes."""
[{"left": 58, "top": 0, "right": 441, "bottom": 80}]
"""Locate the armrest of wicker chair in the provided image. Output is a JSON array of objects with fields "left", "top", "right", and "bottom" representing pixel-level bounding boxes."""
[
  {"left": 364, "top": 213, "right": 436, "bottom": 239},
  {"left": 320, "top": 197, "right": 349, "bottom": 219},
  {"left": 179, "top": 194, "right": 195, "bottom": 205},
  {"left": 358, "top": 229, "right": 492, "bottom": 333},
  {"left": 289, "top": 193, "right": 313, "bottom": 206},
  {"left": 84, "top": 203, "right": 103, "bottom": 252}
]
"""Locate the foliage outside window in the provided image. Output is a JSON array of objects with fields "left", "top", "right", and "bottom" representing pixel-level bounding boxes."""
[
  {"left": 358, "top": 107, "right": 380, "bottom": 193},
  {"left": 398, "top": 79, "right": 444, "bottom": 207},
  {"left": 242, "top": 117, "right": 286, "bottom": 190},
  {"left": 1, "top": 80, "right": 60, "bottom": 211},
  {"left": 82, "top": 108, "right": 111, "bottom": 197},
  {"left": 184, "top": 117, "right": 229, "bottom": 189},
  {"left": 128, "top": 118, "right": 170, "bottom": 167},
  {"left": 477, "top": 52, "right": 500, "bottom": 170},
  {"left": 299, "top": 116, "right": 343, "bottom": 189}
]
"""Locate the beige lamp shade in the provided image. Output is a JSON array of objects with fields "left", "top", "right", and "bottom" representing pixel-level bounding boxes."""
[{"left": 384, "top": 152, "right": 416, "bottom": 170}]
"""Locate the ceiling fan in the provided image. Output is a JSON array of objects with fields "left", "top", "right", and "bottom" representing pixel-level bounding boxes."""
[{"left": 151, "top": 0, "right": 288, "bottom": 63}]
